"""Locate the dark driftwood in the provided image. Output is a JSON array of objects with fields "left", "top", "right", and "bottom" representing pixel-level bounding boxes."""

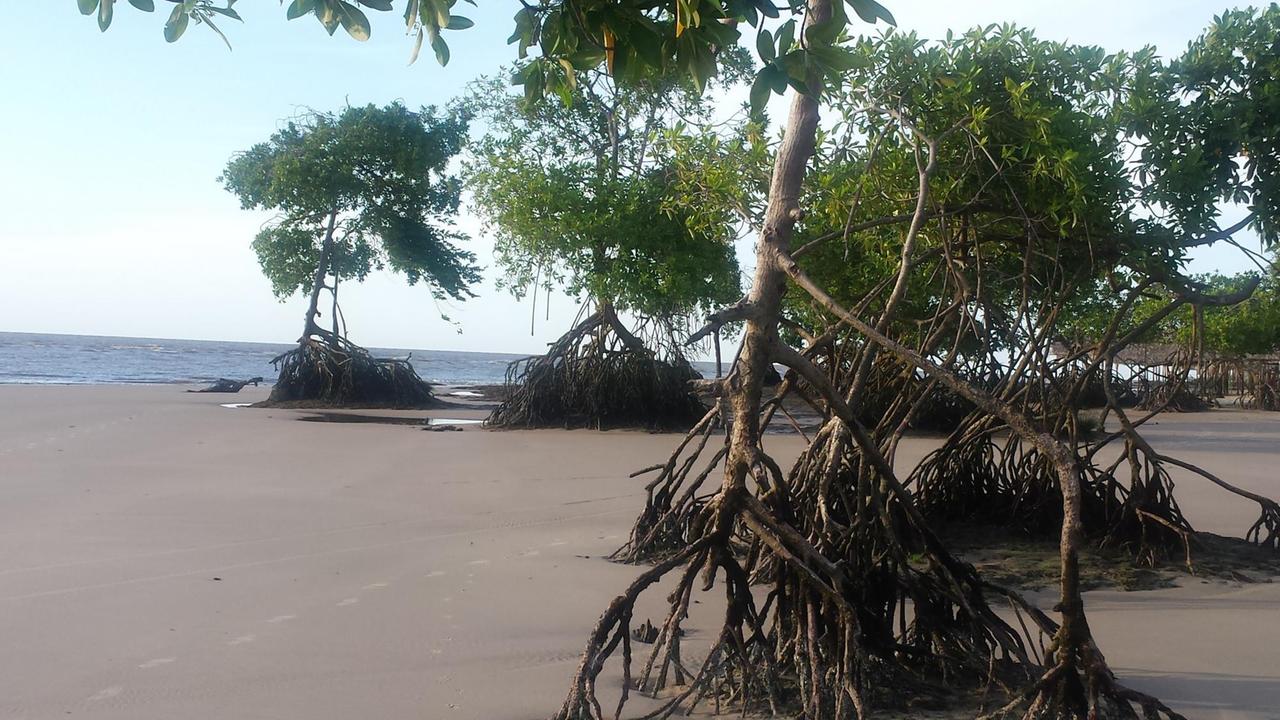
[{"left": 188, "top": 377, "right": 264, "bottom": 393}]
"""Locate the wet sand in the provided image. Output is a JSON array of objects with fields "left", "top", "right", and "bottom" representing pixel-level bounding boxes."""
[{"left": 0, "top": 385, "right": 1276, "bottom": 719}]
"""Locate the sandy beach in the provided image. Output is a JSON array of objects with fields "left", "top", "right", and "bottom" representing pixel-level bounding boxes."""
[{"left": 1, "top": 384, "right": 1277, "bottom": 720}]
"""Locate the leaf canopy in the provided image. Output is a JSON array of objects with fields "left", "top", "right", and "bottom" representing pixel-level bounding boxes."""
[
  {"left": 76, "top": 0, "right": 894, "bottom": 104},
  {"left": 220, "top": 101, "right": 481, "bottom": 303},
  {"left": 464, "top": 64, "right": 744, "bottom": 322}
]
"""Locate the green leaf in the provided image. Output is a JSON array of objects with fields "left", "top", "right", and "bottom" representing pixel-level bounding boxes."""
[
  {"left": 846, "top": 0, "right": 895, "bottom": 26},
  {"left": 766, "top": 62, "right": 788, "bottom": 93},
  {"left": 423, "top": 0, "right": 448, "bottom": 29},
  {"left": 807, "top": 0, "right": 847, "bottom": 45},
  {"left": 287, "top": 0, "right": 316, "bottom": 20},
  {"left": 203, "top": 13, "right": 234, "bottom": 51},
  {"left": 127, "top": 0, "right": 154, "bottom": 11},
  {"left": 334, "top": 1, "right": 371, "bottom": 41},
  {"left": 809, "top": 45, "right": 860, "bottom": 72},
  {"left": 749, "top": 69, "right": 772, "bottom": 116},
  {"left": 445, "top": 15, "right": 473, "bottom": 30},
  {"left": 630, "top": 26, "right": 664, "bottom": 67},
  {"left": 779, "top": 49, "right": 806, "bottom": 81},
  {"left": 514, "top": 62, "right": 545, "bottom": 102},
  {"left": 357, "top": 0, "right": 393, "bottom": 10},
  {"left": 431, "top": 31, "right": 450, "bottom": 65},
  {"left": 98, "top": 0, "right": 113, "bottom": 32},
  {"left": 687, "top": 40, "right": 716, "bottom": 93},
  {"left": 78, "top": 0, "right": 99, "bottom": 16},
  {"left": 316, "top": 0, "right": 340, "bottom": 35},
  {"left": 610, "top": 43, "right": 632, "bottom": 80},
  {"left": 402, "top": 0, "right": 418, "bottom": 30},
  {"left": 557, "top": 58, "right": 577, "bottom": 91},
  {"left": 565, "top": 50, "right": 606, "bottom": 71},
  {"left": 209, "top": 6, "right": 242, "bottom": 21},
  {"left": 541, "top": 9, "right": 563, "bottom": 55},
  {"left": 776, "top": 19, "right": 795, "bottom": 55},
  {"left": 507, "top": 7, "right": 535, "bottom": 56},
  {"left": 755, "top": 29, "right": 774, "bottom": 62},
  {"left": 163, "top": 3, "right": 188, "bottom": 42},
  {"left": 753, "top": 0, "right": 779, "bottom": 19}
]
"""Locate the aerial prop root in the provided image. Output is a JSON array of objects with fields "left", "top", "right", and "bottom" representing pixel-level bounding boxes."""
[
  {"left": 978, "top": 632, "right": 1188, "bottom": 720},
  {"left": 909, "top": 427, "right": 1201, "bottom": 565},
  {"left": 612, "top": 403, "right": 726, "bottom": 563},
  {"left": 487, "top": 307, "right": 705, "bottom": 430},
  {"left": 616, "top": 333, "right": 844, "bottom": 564},
  {"left": 263, "top": 333, "right": 433, "bottom": 408},
  {"left": 555, "top": 480, "right": 1041, "bottom": 720},
  {"left": 776, "top": 252, "right": 1206, "bottom": 718}
]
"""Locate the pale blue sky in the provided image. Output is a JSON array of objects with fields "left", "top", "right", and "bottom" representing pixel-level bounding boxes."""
[{"left": 0, "top": 1, "right": 1262, "bottom": 353}]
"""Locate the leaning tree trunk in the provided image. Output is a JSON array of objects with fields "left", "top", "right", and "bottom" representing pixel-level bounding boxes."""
[
  {"left": 552, "top": 7, "right": 832, "bottom": 716},
  {"left": 301, "top": 211, "right": 338, "bottom": 341},
  {"left": 261, "top": 210, "right": 435, "bottom": 409}
]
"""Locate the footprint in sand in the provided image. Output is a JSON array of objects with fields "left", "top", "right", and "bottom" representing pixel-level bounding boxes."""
[
  {"left": 362, "top": 582, "right": 389, "bottom": 591},
  {"left": 227, "top": 634, "right": 255, "bottom": 646},
  {"left": 426, "top": 571, "right": 446, "bottom": 578},
  {"left": 337, "top": 597, "right": 359, "bottom": 607},
  {"left": 548, "top": 540, "right": 568, "bottom": 547},
  {"left": 467, "top": 559, "right": 490, "bottom": 566},
  {"left": 138, "top": 657, "right": 176, "bottom": 669},
  {"left": 266, "top": 614, "right": 297, "bottom": 624},
  {"left": 88, "top": 686, "right": 124, "bottom": 702}
]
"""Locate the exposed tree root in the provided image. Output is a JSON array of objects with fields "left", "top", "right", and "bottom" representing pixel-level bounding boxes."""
[
  {"left": 979, "top": 634, "right": 1189, "bottom": 720},
  {"left": 188, "top": 376, "right": 264, "bottom": 393},
  {"left": 1238, "top": 366, "right": 1280, "bottom": 411},
  {"left": 1135, "top": 384, "right": 1211, "bottom": 413},
  {"left": 260, "top": 334, "right": 435, "bottom": 408},
  {"left": 557, "top": 472, "right": 1043, "bottom": 720},
  {"left": 552, "top": 29, "right": 1278, "bottom": 718},
  {"left": 911, "top": 323, "right": 1276, "bottom": 567},
  {"left": 487, "top": 305, "right": 706, "bottom": 430},
  {"left": 577, "top": 355, "right": 1052, "bottom": 718},
  {"left": 911, "top": 428, "right": 1198, "bottom": 566}
]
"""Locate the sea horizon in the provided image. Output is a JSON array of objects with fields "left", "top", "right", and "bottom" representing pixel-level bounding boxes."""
[{"left": 0, "top": 331, "right": 719, "bottom": 387}]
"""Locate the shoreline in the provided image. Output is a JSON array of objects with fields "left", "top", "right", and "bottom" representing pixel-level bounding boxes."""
[{"left": 0, "top": 384, "right": 1277, "bottom": 719}]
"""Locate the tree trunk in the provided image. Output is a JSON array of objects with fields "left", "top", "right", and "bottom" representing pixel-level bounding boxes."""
[
  {"left": 721, "top": 0, "right": 829, "bottom": 504},
  {"left": 597, "top": 300, "right": 645, "bottom": 352},
  {"left": 301, "top": 210, "right": 338, "bottom": 342}
]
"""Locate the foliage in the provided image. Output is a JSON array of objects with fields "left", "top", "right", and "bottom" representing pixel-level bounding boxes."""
[
  {"left": 1122, "top": 6, "right": 1280, "bottom": 247},
  {"left": 660, "top": 11, "right": 1280, "bottom": 354},
  {"left": 221, "top": 102, "right": 480, "bottom": 306},
  {"left": 75, "top": 0, "right": 896, "bottom": 106},
  {"left": 465, "top": 66, "right": 742, "bottom": 325},
  {"left": 1202, "top": 273, "right": 1280, "bottom": 355},
  {"left": 1090, "top": 272, "right": 1280, "bottom": 357},
  {"left": 469, "top": 62, "right": 745, "bottom": 430},
  {"left": 78, "top": 0, "right": 244, "bottom": 47}
]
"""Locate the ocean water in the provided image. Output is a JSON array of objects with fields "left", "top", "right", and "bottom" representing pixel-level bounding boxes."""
[
  {"left": 0, "top": 332, "right": 527, "bottom": 386},
  {"left": 0, "top": 332, "right": 721, "bottom": 387}
]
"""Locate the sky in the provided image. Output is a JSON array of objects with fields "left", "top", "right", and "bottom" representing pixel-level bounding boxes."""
[{"left": 0, "top": 1, "right": 1265, "bottom": 354}]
